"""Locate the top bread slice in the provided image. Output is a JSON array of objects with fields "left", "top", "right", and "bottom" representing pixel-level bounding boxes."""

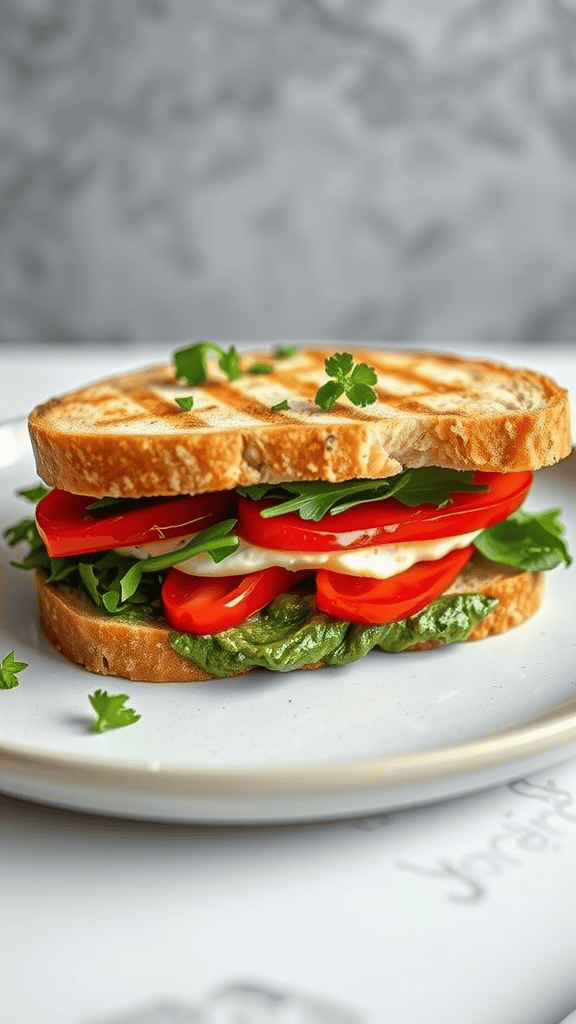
[{"left": 28, "top": 347, "right": 571, "bottom": 499}]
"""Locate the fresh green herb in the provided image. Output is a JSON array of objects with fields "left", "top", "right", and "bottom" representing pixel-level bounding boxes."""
[
  {"left": 17, "top": 484, "right": 50, "bottom": 503},
  {"left": 274, "top": 346, "right": 299, "bottom": 359},
  {"left": 175, "top": 395, "right": 194, "bottom": 411},
  {"left": 85, "top": 496, "right": 133, "bottom": 513},
  {"left": 4, "top": 500, "right": 236, "bottom": 617},
  {"left": 249, "top": 362, "right": 274, "bottom": 375},
  {"left": 4, "top": 517, "right": 51, "bottom": 571},
  {"left": 271, "top": 399, "right": 290, "bottom": 411},
  {"left": 474, "top": 508, "right": 572, "bottom": 571},
  {"left": 170, "top": 591, "right": 498, "bottom": 676},
  {"left": 0, "top": 652, "right": 28, "bottom": 690},
  {"left": 118, "top": 519, "right": 239, "bottom": 602},
  {"left": 88, "top": 689, "right": 140, "bottom": 733},
  {"left": 174, "top": 342, "right": 242, "bottom": 385},
  {"left": 315, "top": 353, "right": 378, "bottom": 410},
  {"left": 238, "top": 468, "right": 487, "bottom": 522}
]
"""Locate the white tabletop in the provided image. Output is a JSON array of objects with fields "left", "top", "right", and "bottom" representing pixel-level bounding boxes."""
[{"left": 1, "top": 341, "right": 575, "bottom": 1024}]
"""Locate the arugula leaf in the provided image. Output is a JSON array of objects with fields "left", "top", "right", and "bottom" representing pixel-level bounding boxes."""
[
  {"left": 175, "top": 395, "right": 194, "bottom": 411},
  {"left": 382, "top": 468, "right": 487, "bottom": 509},
  {"left": 4, "top": 517, "right": 40, "bottom": 548},
  {"left": 174, "top": 342, "right": 243, "bottom": 385},
  {"left": 88, "top": 689, "right": 140, "bottom": 733},
  {"left": 238, "top": 469, "right": 487, "bottom": 522},
  {"left": 274, "top": 346, "right": 299, "bottom": 359},
  {"left": 315, "top": 353, "right": 378, "bottom": 410},
  {"left": 0, "top": 652, "right": 28, "bottom": 690},
  {"left": 17, "top": 484, "right": 50, "bottom": 503},
  {"left": 271, "top": 399, "right": 290, "bottom": 411},
  {"left": 474, "top": 508, "right": 572, "bottom": 571},
  {"left": 4, "top": 516, "right": 52, "bottom": 571},
  {"left": 118, "top": 519, "right": 239, "bottom": 601},
  {"left": 249, "top": 362, "right": 274, "bottom": 375},
  {"left": 85, "top": 496, "right": 133, "bottom": 513}
]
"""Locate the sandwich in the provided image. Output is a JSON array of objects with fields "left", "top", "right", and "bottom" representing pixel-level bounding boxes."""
[{"left": 5, "top": 344, "right": 572, "bottom": 682}]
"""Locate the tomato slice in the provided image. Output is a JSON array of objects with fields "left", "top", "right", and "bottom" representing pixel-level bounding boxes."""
[
  {"left": 36, "top": 488, "right": 234, "bottom": 558},
  {"left": 162, "top": 566, "right": 311, "bottom": 634},
  {"left": 315, "top": 546, "right": 474, "bottom": 624},
  {"left": 237, "top": 472, "right": 533, "bottom": 552}
]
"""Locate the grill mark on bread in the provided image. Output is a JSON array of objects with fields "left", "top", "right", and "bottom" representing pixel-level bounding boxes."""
[{"left": 28, "top": 348, "right": 572, "bottom": 497}]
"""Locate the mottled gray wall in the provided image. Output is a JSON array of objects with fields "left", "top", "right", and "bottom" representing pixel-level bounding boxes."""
[{"left": 1, "top": 0, "right": 576, "bottom": 344}]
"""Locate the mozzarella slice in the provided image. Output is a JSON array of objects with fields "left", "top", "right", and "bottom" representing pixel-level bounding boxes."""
[{"left": 116, "top": 529, "right": 481, "bottom": 580}]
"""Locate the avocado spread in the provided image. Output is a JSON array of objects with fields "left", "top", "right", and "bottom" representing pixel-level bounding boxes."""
[{"left": 169, "top": 591, "right": 497, "bottom": 677}]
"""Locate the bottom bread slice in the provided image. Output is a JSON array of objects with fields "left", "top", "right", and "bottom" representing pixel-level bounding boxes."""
[{"left": 35, "top": 557, "right": 545, "bottom": 683}]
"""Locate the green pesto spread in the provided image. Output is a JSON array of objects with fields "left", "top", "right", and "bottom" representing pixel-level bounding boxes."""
[{"left": 169, "top": 591, "right": 498, "bottom": 677}]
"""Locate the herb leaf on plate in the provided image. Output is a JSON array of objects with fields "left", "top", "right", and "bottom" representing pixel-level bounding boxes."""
[
  {"left": 0, "top": 652, "right": 28, "bottom": 690},
  {"left": 88, "top": 689, "right": 140, "bottom": 733}
]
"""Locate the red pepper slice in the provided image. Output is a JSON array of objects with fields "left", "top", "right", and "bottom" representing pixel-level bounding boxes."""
[
  {"left": 315, "top": 546, "right": 475, "bottom": 624},
  {"left": 162, "top": 566, "right": 311, "bottom": 634},
  {"left": 237, "top": 472, "right": 533, "bottom": 552},
  {"left": 36, "top": 488, "right": 233, "bottom": 558}
]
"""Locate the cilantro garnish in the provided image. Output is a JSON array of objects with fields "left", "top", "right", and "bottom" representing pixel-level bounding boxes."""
[
  {"left": 175, "top": 395, "right": 194, "bottom": 412},
  {"left": 315, "top": 353, "right": 378, "bottom": 410},
  {"left": 88, "top": 689, "right": 140, "bottom": 733},
  {"left": 274, "top": 346, "right": 299, "bottom": 359},
  {"left": 174, "top": 342, "right": 242, "bottom": 386},
  {"left": 238, "top": 468, "right": 487, "bottom": 522},
  {"left": 249, "top": 362, "right": 274, "bottom": 375},
  {"left": 0, "top": 652, "right": 28, "bottom": 690},
  {"left": 17, "top": 484, "right": 50, "bottom": 503},
  {"left": 271, "top": 399, "right": 290, "bottom": 411}
]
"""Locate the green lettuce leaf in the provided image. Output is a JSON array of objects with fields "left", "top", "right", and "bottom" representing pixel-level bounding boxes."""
[{"left": 474, "top": 507, "right": 571, "bottom": 572}]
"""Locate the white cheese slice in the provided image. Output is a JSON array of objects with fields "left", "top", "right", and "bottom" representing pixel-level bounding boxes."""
[{"left": 116, "top": 529, "right": 481, "bottom": 581}]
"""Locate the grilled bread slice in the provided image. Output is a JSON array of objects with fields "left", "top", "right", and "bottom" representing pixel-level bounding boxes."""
[
  {"left": 28, "top": 348, "right": 571, "bottom": 498},
  {"left": 35, "top": 556, "right": 545, "bottom": 682}
]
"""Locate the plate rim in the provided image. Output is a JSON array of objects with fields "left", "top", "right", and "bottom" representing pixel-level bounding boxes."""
[
  {"left": 1, "top": 417, "right": 575, "bottom": 803},
  {"left": 1, "top": 699, "right": 576, "bottom": 798}
]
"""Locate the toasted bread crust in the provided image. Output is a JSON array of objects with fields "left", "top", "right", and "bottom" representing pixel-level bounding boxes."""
[
  {"left": 36, "top": 559, "right": 545, "bottom": 682},
  {"left": 28, "top": 348, "right": 571, "bottom": 497}
]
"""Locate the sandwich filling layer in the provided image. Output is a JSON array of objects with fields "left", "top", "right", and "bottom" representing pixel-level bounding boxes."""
[
  {"left": 5, "top": 466, "right": 570, "bottom": 663},
  {"left": 116, "top": 529, "right": 483, "bottom": 580}
]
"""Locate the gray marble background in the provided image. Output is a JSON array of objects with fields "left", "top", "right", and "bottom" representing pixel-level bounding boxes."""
[{"left": 1, "top": 0, "right": 576, "bottom": 344}]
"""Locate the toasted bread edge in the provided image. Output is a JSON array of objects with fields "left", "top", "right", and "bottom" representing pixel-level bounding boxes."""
[{"left": 36, "top": 561, "right": 545, "bottom": 683}]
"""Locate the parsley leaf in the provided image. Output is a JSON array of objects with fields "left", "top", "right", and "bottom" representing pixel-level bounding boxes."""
[
  {"left": 175, "top": 395, "right": 194, "bottom": 411},
  {"left": 17, "top": 484, "right": 50, "bottom": 503},
  {"left": 474, "top": 508, "right": 572, "bottom": 571},
  {"left": 0, "top": 652, "right": 28, "bottom": 690},
  {"left": 88, "top": 689, "right": 140, "bottom": 733},
  {"left": 174, "top": 342, "right": 242, "bottom": 385},
  {"left": 271, "top": 399, "right": 290, "bottom": 411},
  {"left": 238, "top": 469, "right": 487, "bottom": 522},
  {"left": 274, "top": 346, "right": 299, "bottom": 359},
  {"left": 315, "top": 353, "right": 378, "bottom": 410},
  {"left": 315, "top": 381, "right": 345, "bottom": 409},
  {"left": 249, "top": 362, "right": 274, "bottom": 375}
]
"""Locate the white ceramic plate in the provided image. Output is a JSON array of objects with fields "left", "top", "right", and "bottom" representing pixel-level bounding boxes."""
[{"left": 0, "top": 419, "right": 575, "bottom": 823}]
